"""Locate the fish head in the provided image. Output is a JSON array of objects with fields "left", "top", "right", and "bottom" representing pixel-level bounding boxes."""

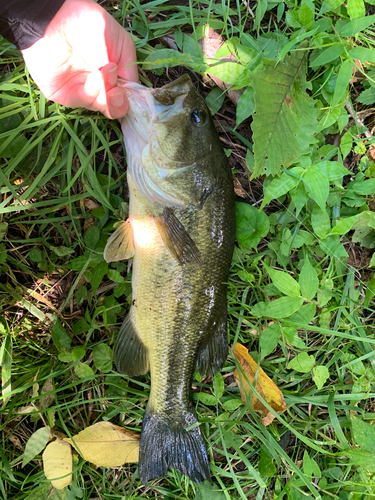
[{"left": 121, "top": 75, "right": 222, "bottom": 208}]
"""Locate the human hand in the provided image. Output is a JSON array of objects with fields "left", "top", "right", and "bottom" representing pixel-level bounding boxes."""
[{"left": 21, "top": 0, "right": 138, "bottom": 119}]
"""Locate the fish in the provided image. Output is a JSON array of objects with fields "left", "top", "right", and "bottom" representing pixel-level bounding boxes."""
[{"left": 104, "top": 75, "right": 235, "bottom": 484}]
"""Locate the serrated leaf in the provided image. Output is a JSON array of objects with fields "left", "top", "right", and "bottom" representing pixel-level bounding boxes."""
[
  {"left": 357, "top": 86, "right": 375, "bottom": 105},
  {"left": 288, "top": 352, "right": 315, "bottom": 372},
  {"left": 65, "top": 421, "right": 139, "bottom": 466},
  {"left": 43, "top": 439, "right": 72, "bottom": 489},
  {"left": 252, "top": 296, "right": 304, "bottom": 319},
  {"left": 347, "top": 0, "right": 365, "bottom": 19},
  {"left": 92, "top": 344, "right": 113, "bottom": 373},
  {"left": 232, "top": 343, "right": 286, "bottom": 415},
  {"left": 303, "top": 165, "right": 329, "bottom": 210},
  {"left": 300, "top": 256, "right": 319, "bottom": 300},
  {"left": 312, "top": 365, "right": 329, "bottom": 389},
  {"left": 251, "top": 45, "right": 319, "bottom": 177},
  {"left": 265, "top": 265, "right": 301, "bottom": 297},
  {"left": 260, "top": 323, "right": 281, "bottom": 359},
  {"left": 298, "top": 4, "right": 314, "bottom": 29},
  {"left": 22, "top": 427, "right": 51, "bottom": 467}
]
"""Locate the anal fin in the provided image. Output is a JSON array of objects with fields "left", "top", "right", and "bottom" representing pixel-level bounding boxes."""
[
  {"left": 154, "top": 208, "right": 202, "bottom": 265},
  {"left": 195, "top": 312, "right": 228, "bottom": 377},
  {"left": 114, "top": 314, "right": 149, "bottom": 376},
  {"left": 104, "top": 219, "right": 135, "bottom": 263}
]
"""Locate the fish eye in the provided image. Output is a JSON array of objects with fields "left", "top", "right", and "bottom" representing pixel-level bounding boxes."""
[{"left": 191, "top": 109, "right": 208, "bottom": 127}]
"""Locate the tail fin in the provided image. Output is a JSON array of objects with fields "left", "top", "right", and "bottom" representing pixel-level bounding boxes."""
[{"left": 139, "top": 410, "right": 211, "bottom": 484}]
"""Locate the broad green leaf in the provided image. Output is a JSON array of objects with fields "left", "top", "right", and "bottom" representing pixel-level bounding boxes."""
[
  {"left": 320, "top": 0, "right": 343, "bottom": 14},
  {"left": 352, "top": 416, "right": 375, "bottom": 452},
  {"left": 287, "top": 302, "right": 316, "bottom": 325},
  {"left": 287, "top": 352, "right": 315, "bottom": 373},
  {"left": 50, "top": 246, "right": 75, "bottom": 257},
  {"left": 72, "top": 318, "right": 90, "bottom": 336},
  {"left": 261, "top": 172, "right": 300, "bottom": 208},
  {"left": 319, "top": 236, "right": 348, "bottom": 259},
  {"left": 198, "top": 392, "right": 217, "bottom": 405},
  {"left": 349, "top": 47, "right": 375, "bottom": 64},
  {"left": 291, "top": 183, "right": 309, "bottom": 216},
  {"left": 312, "top": 365, "right": 329, "bottom": 389},
  {"left": 251, "top": 296, "right": 304, "bottom": 319},
  {"left": 357, "top": 86, "right": 375, "bottom": 105},
  {"left": 251, "top": 45, "right": 319, "bottom": 177},
  {"left": 182, "top": 34, "right": 205, "bottom": 61},
  {"left": 84, "top": 225, "right": 100, "bottom": 250},
  {"left": 22, "top": 427, "right": 51, "bottom": 467},
  {"left": 93, "top": 344, "right": 113, "bottom": 373},
  {"left": 265, "top": 264, "right": 301, "bottom": 297},
  {"left": 351, "top": 178, "right": 375, "bottom": 195},
  {"left": 260, "top": 323, "right": 281, "bottom": 359},
  {"left": 298, "top": 4, "right": 314, "bottom": 29},
  {"left": 235, "top": 202, "right": 270, "bottom": 249},
  {"left": 311, "top": 205, "right": 330, "bottom": 239},
  {"left": 86, "top": 261, "right": 108, "bottom": 294},
  {"left": 303, "top": 165, "right": 329, "bottom": 210},
  {"left": 43, "top": 439, "right": 73, "bottom": 490},
  {"left": 195, "top": 480, "right": 227, "bottom": 500},
  {"left": 213, "top": 372, "right": 225, "bottom": 399},
  {"left": 347, "top": 0, "right": 365, "bottom": 19},
  {"left": 235, "top": 86, "right": 255, "bottom": 127},
  {"left": 74, "top": 362, "right": 94, "bottom": 379},
  {"left": 107, "top": 268, "right": 124, "bottom": 283},
  {"left": 330, "top": 214, "right": 360, "bottom": 235},
  {"left": 205, "top": 87, "right": 225, "bottom": 115},
  {"left": 23, "top": 483, "right": 51, "bottom": 500},
  {"left": 340, "top": 131, "right": 353, "bottom": 158},
  {"left": 310, "top": 44, "right": 345, "bottom": 67},
  {"left": 338, "top": 14, "right": 375, "bottom": 36},
  {"left": 71, "top": 346, "right": 85, "bottom": 361},
  {"left": 347, "top": 449, "right": 375, "bottom": 472},
  {"left": 51, "top": 318, "right": 72, "bottom": 350},
  {"left": 315, "top": 161, "right": 348, "bottom": 180},
  {"left": 281, "top": 326, "right": 306, "bottom": 348},
  {"left": 299, "top": 256, "right": 319, "bottom": 300},
  {"left": 208, "top": 62, "right": 249, "bottom": 87},
  {"left": 332, "top": 60, "right": 353, "bottom": 108},
  {"left": 221, "top": 398, "right": 243, "bottom": 411}
]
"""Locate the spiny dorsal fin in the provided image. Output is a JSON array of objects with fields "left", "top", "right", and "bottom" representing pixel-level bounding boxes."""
[
  {"left": 154, "top": 208, "right": 202, "bottom": 265},
  {"left": 104, "top": 220, "right": 135, "bottom": 263}
]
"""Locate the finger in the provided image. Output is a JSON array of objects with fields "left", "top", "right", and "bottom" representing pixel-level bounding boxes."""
[
  {"left": 106, "top": 86, "right": 129, "bottom": 119},
  {"left": 102, "top": 62, "right": 118, "bottom": 90}
]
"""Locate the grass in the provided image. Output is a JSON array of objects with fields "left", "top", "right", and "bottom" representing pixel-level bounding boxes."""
[{"left": 1, "top": 0, "right": 375, "bottom": 498}]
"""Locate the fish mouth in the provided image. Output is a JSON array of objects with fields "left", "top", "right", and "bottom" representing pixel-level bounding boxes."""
[{"left": 119, "top": 76, "right": 195, "bottom": 207}]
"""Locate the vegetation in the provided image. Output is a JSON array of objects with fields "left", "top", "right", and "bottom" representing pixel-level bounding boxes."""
[{"left": 1, "top": 0, "right": 375, "bottom": 498}]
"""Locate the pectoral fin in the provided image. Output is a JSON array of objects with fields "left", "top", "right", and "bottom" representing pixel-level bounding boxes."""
[
  {"left": 104, "top": 220, "right": 135, "bottom": 263},
  {"left": 154, "top": 208, "right": 202, "bottom": 265}
]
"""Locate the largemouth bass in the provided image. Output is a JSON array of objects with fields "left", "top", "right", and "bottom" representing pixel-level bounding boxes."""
[{"left": 104, "top": 75, "right": 235, "bottom": 483}]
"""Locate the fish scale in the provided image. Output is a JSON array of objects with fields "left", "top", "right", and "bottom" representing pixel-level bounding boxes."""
[{"left": 104, "top": 75, "right": 235, "bottom": 483}]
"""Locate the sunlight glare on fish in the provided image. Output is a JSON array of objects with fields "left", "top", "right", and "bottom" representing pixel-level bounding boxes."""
[{"left": 132, "top": 218, "right": 158, "bottom": 249}]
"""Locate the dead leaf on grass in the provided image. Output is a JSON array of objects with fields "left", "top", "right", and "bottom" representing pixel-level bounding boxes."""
[
  {"left": 43, "top": 438, "right": 72, "bottom": 489},
  {"left": 232, "top": 343, "right": 286, "bottom": 424},
  {"left": 64, "top": 421, "right": 139, "bottom": 467}
]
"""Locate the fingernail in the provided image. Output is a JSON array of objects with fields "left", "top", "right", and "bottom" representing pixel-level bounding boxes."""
[{"left": 109, "top": 91, "right": 125, "bottom": 107}]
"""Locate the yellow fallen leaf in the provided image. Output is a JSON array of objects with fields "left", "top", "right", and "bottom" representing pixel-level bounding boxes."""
[
  {"left": 65, "top": 421, "right": 139, "bottom": 467},
  {"left": 43, "top": 439, "right": 72, "bottom": 489},
  {"left": 232, "top": 343, "right": 286, "bottom": 417}
]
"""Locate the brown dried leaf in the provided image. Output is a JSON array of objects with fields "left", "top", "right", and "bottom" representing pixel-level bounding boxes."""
[
  {"left": 64, "top": 421, "right": 139, "bottom": 467},
  {"left": 232, "top": 343, "right": 286, "bottom": 416}
]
